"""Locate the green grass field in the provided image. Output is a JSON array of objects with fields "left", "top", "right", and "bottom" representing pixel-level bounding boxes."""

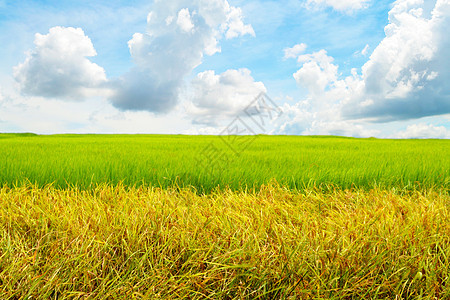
[
  {"left": 0, "top": 133, "right": 449, "bottom": 299},
  {"left": 0, "top": 134, "right": 448, "bottom": 192}
]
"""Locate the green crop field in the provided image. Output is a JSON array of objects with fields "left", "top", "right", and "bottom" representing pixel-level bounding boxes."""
[
  {"left": 0, "top": 133, "right": 448, "bottom": 192},
  {"left": 1, "top": 133, "right": 449, "bottom": 299}
]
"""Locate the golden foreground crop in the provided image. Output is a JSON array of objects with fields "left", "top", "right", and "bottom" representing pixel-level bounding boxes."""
[{"left": 1, "top": 184, "right": 449, "bottom": 299}]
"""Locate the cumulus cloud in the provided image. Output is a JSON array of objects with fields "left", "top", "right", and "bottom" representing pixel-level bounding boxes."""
[
  {"left": 293, "top": 49, "right": 339, "bottom": 97},
  {"left": 284, "top": 0, "right": 450, "bottom": 138},
  {"left": 187, "top": 68, "right": 266, "bottom": 125},
  {"left": 344, "top": 0, "right": 450, "bottom": 121},
  {"left": 394, "top": 123, "right": 450, "bottom": 139},
  {"left": 13, "top": 26, "right": 107, "bottom": 100},
  {"left": 306, "top": 0, "right": 370, "bottom": 13},
  {"left": 109, "top": 0, "right": 255, "bottom": 113}
]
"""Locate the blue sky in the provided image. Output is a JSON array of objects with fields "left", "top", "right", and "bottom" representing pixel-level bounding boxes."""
[{"left": 0, "top": 0, "right": 449, "bottom": 138}]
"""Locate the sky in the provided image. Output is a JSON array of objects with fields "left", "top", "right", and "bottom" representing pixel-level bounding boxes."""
[{"left": 0, "top": 0, "right": 449, "bottom": 138}]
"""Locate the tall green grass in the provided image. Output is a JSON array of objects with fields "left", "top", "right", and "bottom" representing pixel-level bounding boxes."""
[
  {"left": 0, "top": 134, "right": 448, "bottom": 192},
  {"left": 1, "top": 184, "right": 449, "bottom": 299}
]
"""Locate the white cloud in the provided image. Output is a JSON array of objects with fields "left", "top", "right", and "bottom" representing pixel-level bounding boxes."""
[
  {"left": 223, "top": 6, "right": 255, "bottom": 39},
  {"left": 187, "top": 68, "right": 266, "bottom": 125},
  {"left": 177, "top": 8, "right": 195, "bottom": 33},
  {"left": 306, "top": 0, "right": 370, "bottom": 13},
  {"left": 109, "top": 0, "right": 255, "bottom": 113},
  {"left": 280, "top": 46, "right": 372, "bottom": 137},
  {"left": 394, "top": 123, "right": 450, "bottom": 139},
  {"left": 344, "top": 0, "right": 450, "bottom": 121},
  {"left": 354, "top": 44, "right": 370, "bottom": 56},
  {"left": 283, "top": 43, "right": 307, "bottom": 59},
  {"left": 13, "top": 27, "right": 107, "bottom": 100},
  {"left": 293, "top": 49, "right": 339, "bottom": 97},
  {"left": 361, "top": 44, "right": 370, "bottom": 56},
  {"left": 283, "top": 0, "right": 450, "bottom": 138}
]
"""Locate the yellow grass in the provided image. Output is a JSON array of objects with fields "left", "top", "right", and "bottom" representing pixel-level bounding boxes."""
[{"left": 1, "top": 183, "right": 449, "bottom": 299}]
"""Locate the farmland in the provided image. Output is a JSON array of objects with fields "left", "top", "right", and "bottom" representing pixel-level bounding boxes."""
[
  {"left": 0, "top": 133, "right": 449, "bottom": 299},
  {"left": 0, "top": 133, "right": 448, "bottom": 192}
]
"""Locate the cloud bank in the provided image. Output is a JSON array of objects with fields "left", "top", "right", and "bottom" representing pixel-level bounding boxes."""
[
  {"left": 394, "top": 123, "right": 450, "bottom": 139},
  {"left": 6, "top": 0, "right": 448, "bottom": 138},
  {"left": 344, "top": 0, "right": 450, "bottom": 121},
  {"left": 12, "top": 0, "right": 255, "bottom": 115},
  {"left": 281, "top": 0, "right": 450, "bottom": 137}
]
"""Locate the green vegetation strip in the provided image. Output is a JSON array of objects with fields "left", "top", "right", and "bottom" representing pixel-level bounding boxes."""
[
  {"left": 1, "top": 184, "right": 449, "bottom": 299},
  {"left": 0, "top": 134, "right": 448, "bottom": 192}
]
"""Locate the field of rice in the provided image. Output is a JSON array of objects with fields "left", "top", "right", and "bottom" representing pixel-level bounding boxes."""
[
  {"left": 0, "top": 133, "right": 448, "bottom": 192},
  {"left": 0, "top": 133, "right": 449, "bottom": 299}
]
